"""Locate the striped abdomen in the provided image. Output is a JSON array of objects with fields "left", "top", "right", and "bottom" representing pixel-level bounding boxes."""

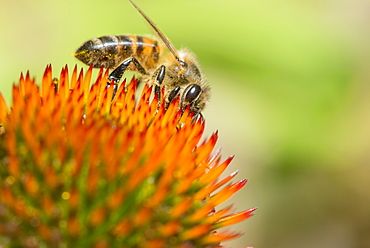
[{"left": 74, "top": 35, "right": 162, "bottom": 69}]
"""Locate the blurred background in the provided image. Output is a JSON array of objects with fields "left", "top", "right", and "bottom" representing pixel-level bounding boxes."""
[{"left": 1, "top": 0, "right": 370, "bottom": 247}]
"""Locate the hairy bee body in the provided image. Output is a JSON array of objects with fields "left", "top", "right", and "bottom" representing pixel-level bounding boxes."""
[
  {"left": 74, "top": 35, "right": 162, "bottom": 70},
  {"left": 74, "top": 0, "right": 210, "bottom": 114}
]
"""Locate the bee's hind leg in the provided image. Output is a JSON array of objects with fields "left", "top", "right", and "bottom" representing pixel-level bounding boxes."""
[{"left": 107, "top": 57, "right": 147, "bottom": 99}]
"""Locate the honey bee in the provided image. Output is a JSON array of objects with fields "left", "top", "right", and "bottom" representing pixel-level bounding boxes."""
[{"left": 74, "top": 0, "right": 210, "bottom": 114}]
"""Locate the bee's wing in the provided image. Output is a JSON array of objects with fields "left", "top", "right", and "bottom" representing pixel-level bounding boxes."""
[{"left": 129, "top": 0, "right": 182, "bottom": 64}]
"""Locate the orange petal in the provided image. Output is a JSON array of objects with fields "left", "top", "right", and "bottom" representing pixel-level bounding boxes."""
[{"left": 213, "top": 208, "right": 257, "bottom": 229}]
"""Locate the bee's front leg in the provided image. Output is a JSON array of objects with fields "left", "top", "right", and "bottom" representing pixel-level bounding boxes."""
[{"left": 152, "top": 65, "right": 182, "bottom": 109}]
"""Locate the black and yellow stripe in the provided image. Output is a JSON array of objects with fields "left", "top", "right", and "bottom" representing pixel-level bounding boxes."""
[{"left": 74, "top": 35, "right": 162, "bottom": 69}]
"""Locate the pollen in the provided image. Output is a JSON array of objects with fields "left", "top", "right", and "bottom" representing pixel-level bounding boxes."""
[
  {"left": 0, "top": 65, "right": 255, "bottom": 247},
  {"left": 61, "top": 192, "right": 70, "bottom": 200}
]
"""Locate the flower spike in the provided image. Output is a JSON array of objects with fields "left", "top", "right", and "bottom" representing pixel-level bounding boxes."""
[{"left": 0, "top": 65, "right": 255, "bottom": 247}]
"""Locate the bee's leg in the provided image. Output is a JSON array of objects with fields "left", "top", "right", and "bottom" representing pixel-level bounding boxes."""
[
  {"left": 108, "top": 58, "right": 146, "bottom": 81},
  {"left": 166, "top": 86, "right": 180, "bottom": 109},
  {"left": 153, "top": 65, "right": 166, "bottom": 103},
  {"left": 192, "top": 111, "right": 204, "bottom": 123},
  {"left": 107, "top": 57, "right": 147, "bottom": 98},
  {"left": 106, "top": 79, "right": 119, "bottom": 100}
]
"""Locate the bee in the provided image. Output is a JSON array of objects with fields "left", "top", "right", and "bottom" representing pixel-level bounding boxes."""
[{"left": 74, "top": 0, "right": 210, "bottom": 115}]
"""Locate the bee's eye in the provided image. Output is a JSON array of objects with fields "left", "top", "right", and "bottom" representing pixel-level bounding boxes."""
[{"left": 184, "top": 84, "right": 202, "bottom": 103}]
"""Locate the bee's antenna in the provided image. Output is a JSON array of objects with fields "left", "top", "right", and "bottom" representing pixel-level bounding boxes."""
[{"left": 129, "top": 0, "right": 184, "bottom": 66}]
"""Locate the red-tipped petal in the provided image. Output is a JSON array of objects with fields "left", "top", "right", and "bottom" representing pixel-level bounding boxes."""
[
  {"left": 210, "top": 179, "right": 248, "bottom": 206},
  {"left": 213, "top": 208, "right": 257, "bottom": 228}
]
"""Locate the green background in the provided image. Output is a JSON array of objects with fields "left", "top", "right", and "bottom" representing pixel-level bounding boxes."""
[{"left": 1, "top": 0, "right": 370, "bottom": 247}]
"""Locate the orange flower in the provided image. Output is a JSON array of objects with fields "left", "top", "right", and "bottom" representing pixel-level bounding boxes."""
[{"left": 0, "top": 65, "right": 255, "bottom": 247}]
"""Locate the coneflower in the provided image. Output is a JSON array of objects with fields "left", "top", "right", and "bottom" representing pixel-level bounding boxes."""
[{"left": 0, "top": 65, "right": 255, "bottom": 248}]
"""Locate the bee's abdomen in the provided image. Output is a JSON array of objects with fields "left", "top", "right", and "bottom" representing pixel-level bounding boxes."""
[{"left": 74, "top": 35, "right": 161, "bottom": 69}]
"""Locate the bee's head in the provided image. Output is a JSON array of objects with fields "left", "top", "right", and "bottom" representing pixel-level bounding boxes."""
[
  {"left": 182, "top": 83, "right": 208, "bottom": 114},
  {"left": 165, "top": 75, "right": 210, "bottom": 115},
  {"left": 180, "top": 51, "right": 210, "bottom": 113}
]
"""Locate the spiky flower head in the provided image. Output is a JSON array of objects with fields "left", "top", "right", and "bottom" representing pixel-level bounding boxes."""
[{"left": 0, "top": 65, "right": 255, "bottom": 247}]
